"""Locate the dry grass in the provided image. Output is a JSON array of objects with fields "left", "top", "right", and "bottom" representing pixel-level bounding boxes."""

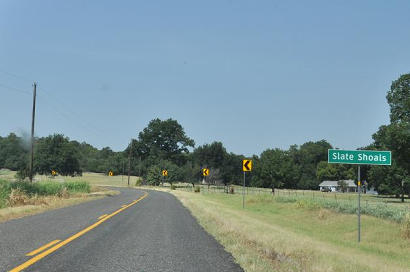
[
  {"left": 0, "top": 186, "right": 118, "bottom": 223},
  {"left": 172, "top": 190, "right": 410, "bottom": 272},
  {"left": 401, "top": 213, "right": 410, "bottom": 239}
]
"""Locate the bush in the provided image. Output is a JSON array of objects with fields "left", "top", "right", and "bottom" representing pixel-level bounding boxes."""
[
  {"left": 194, "top": 186, "right": 200, "bottom": 193},
  {"left": 135, "top": 178, "right": 142, "bottom": 187}
]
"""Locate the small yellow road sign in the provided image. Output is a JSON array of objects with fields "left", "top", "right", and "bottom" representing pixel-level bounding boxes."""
[
  {"left": 108, "top": 171, "right": 114, "bottom": 176},
  {"left": 51, "top": 170, "right": 57, "bottom": 176},
  {"left": 243, "top": 160, "right": 252, "bottom": 172},
  {"left": 358, "top": 181, "right": 361, "bottom": 186},
  {"left": 202, "top": 168, "right": 209, "bottom": 176},
  {"left": 162, "top": 170, "right": 168, "bottom": 176}
]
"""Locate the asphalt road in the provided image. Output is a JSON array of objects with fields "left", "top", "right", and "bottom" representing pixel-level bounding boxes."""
[{"left": 0, "top": 187, "right": 242, "bottom": 272}]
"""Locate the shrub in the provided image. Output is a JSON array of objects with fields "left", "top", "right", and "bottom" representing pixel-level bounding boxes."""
[
  {"left": 135, "top": 178, "right": 142, "bottom": 187},
  {"left": 7, "top": 188, "right": 30, "bottom": 206},
  {"left": 194, "top": 186, "right": 200, "bottom": 193}
]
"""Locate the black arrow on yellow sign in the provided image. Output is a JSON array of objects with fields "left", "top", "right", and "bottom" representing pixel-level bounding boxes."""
[
  {"left": 202, "top": 168, "right": 209, "bottom": 176},
  {"left": 243, "top": 160, "right": 252, "bottom": 172}
]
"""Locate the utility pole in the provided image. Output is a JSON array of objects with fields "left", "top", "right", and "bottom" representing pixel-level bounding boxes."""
[
  {"left": 127, "top": 140, "right": 132, "bottom": 186},
  {"left": 29, "top": 82, "right": 37, "bottom": 182}
]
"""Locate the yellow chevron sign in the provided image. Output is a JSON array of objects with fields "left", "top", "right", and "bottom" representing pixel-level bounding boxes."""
[
  {"left": 243, "top": 160, "right": 252, "bottom": 172},
  {"left": 202, "top": 168, "right": 209, "bottom": 176}
]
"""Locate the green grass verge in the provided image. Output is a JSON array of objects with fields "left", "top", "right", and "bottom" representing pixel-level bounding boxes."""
[
  {"left": 172, "top": 190, "right": 410, "bottom": 272},
  {"left": 0, "top": 179, "right": 91, "bottom": 208}
]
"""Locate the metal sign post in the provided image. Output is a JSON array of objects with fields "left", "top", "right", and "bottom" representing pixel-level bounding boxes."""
[
  {"left": 328, "top": 149, "right": 391, "bottom": 243},
  {"left": 358, "top": 165, "right": 361, "bottom": 243},
  {"left": 242, "top": 160, "right": 252, "bottom": 209},
  {"left": 243, "top": 172, "right": 246, "bottom": 208}
]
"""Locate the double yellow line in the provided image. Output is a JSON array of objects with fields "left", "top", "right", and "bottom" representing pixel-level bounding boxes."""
[{"left": 10, "top": 192, "right": 148, "bottom": 272}]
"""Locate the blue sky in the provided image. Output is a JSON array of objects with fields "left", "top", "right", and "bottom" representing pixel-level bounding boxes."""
[{"left": 1, "top": 0, "right": 409, "bottom": 155}]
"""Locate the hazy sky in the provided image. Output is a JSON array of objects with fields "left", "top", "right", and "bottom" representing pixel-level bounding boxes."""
[{"left": 1, "top": 0, "right": 409, "bottom": 155}]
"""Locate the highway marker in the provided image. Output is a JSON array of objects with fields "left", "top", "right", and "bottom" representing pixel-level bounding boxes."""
[
  {"left": 10, "top": 192, "right": 149, "bottom": 272},
  {"left": 26, "top": 240, "right": 61, "bottom": 257}
]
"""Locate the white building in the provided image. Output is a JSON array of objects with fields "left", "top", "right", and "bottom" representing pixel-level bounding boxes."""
[{"left": 319, "top": 180, "right": 357, "bottom": 193}]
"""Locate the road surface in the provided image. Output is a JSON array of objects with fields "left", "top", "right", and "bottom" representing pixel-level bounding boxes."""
[{"left": 0, "top": 187, "right": 242, "bottom": 272}]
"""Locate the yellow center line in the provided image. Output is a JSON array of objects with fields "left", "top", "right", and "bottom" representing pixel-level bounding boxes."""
[
  {"left": 98, "top": 214, "right": 108, "bottom": 220},
  {"left": 10, "top": 192, "right": 148, "bottom": 272},
  {"left": 26, "top": 240, "right": 61, "bottom": 257}
]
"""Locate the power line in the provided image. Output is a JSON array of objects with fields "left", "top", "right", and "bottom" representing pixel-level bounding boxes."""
[
  {"left": 36, "top": 87, "right": 106, "bottom": 136},
  {"left": 0, "top": 68, "right": 33, "bottom": 83},
  {"left": 0, "top": 82, "right": 31, "bottom": 95}
]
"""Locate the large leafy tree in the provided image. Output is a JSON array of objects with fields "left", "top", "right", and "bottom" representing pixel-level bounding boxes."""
[
  {"left": 292, "top": 140, "right": 332, "bottom": 189},
  {"left": 316, "top": 161, "right": 355, "bottom": 182},
  {"left": 193, "top": 142, "right": 226, "bottom": 169},
  {"left": 134, "top": 118, "right": 195, "bottom": 166},
  {"left": 251, "top": 148, "right": 299, "bottom": 189},
  {"left": 369, "top": 73, "right": 410, "bottom": 200},
  {"left": 0, "top": 133, "right": 28, "bottom": 171},
  {"left": 33, "top": 134, "right": 82, "bottom": 176}
]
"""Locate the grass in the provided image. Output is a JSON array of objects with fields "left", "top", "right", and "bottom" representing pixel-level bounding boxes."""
[
  {"left": 171, "top": 190, "right": 410, "bottom": 272},
  {"left": 175, "top": 183, "right": 410, "bottom": 222},
  {"left": 0, "top": 187, "right": 118, "bottom": 223},
  {"left": 0, "top": 170, "right": 122, "bottom": 222}
]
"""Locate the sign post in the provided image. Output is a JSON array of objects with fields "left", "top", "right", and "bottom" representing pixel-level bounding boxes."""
[
  {"left": 162, "top": 170, "right": 168, "bottom": 186},
  {"left": 328, "top": 149, "right": 391, "bottom": 242},
  {"left": 202, "top": 168, "right": 209, "bottom": 186},
  {"left": 358, "top": 166, "right": 361, "bottom": 243},
  {"left": 242, "top": 160, "right": 252, "bottom": 208}
]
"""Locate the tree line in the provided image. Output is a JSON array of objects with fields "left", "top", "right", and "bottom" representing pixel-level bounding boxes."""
[{"left": 0, "top": 74, "right": 408, "bottom": 198}]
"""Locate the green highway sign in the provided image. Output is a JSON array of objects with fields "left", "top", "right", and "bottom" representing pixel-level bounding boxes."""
[{"left": 328, "top": 149, "right": 391, "bottom": 165}]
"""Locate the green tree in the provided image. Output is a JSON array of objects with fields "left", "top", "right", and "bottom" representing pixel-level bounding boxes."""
[
  {"left": 370, "top": 74, "right": 410, "bottom": 201},
  {"left": 0, "top": 133, "right": 28, "bottom": 171},
  {"left": 134, "top": 118, "right": 195, "bottom": 166},
  {"left": 33, "top": 134, "right": 82, "bottom": 176},
  {"left": 193, "top": 142, "right": 226, "bottom": 168},
  {"left": 316, "top": 162, "right": 355, "bottom": 182},
  {"left": 387, "top": 73, "right": 410, "bottom": 124},
  {"left": 145, "top": 165, "right": 162, "bottom": 186},
  {"left": 337, "top": 180, "right": 348, "bottom": 193},
  {"left": 292, "top": 140, "right": 332, "bottom": 189},
  {"left": 251, "top": 149, "right": 299, "bottom": 189}
]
